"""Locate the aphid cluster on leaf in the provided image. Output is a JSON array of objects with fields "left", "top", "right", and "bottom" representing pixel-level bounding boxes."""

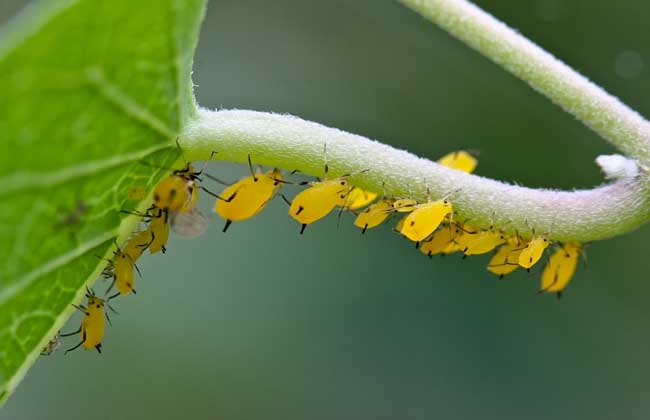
[{"left": 58, "top": 145, "right": 582, "bottom": 356}]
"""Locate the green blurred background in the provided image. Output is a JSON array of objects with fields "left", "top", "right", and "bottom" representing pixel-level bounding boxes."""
[{"left": 3, "top": 0, "right": 650, "bottom": 418}]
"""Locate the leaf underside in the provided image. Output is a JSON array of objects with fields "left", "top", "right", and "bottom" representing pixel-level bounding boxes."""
[{"left": 0, "top": 0, "right": 206, "bottom": 403}]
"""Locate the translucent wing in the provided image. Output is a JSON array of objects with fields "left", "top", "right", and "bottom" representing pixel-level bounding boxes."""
[{"left": 171, "top": 208, "right": 209, "bottom": 238}]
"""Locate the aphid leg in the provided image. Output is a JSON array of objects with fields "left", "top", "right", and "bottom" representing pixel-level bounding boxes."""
[
  {"left": 64, "top": 337, "right": 86, "bottom": 355},
  {"left": 556, "top": 291, "right": 563, "bottom": 300},
  {"left": 300, "top": 224, "right": 307, "bottom": 235},
  {"left": 279, "top": 194, "right": 292, "bottom": 206},
  {"left": 120, "top": 209, "right": 154, "bottom": 218},
  {"left": 134, "top": 263, "right": 142, "bottom": 278},
  {"left": 107, "top": 303, "right": 119, "bottom": 315},
  {"left": 361, "top": 224, "right": 368, "bottom": 235},
  {"left": 415, "top": 241, "right": 420, "bottom": 250},
  {"left": 95, "top": 343, "right": 102, "bottom": 354},
  {"left": 105, "top": 312, "right": 113, "bottom": 327},
  {"left": 201, "top": 186, "right": 237, "bottom": 203},
  {"left": 105, "top": 279, "right": 116, "bottom": 297},
  {"left": 107, "top": 291, "right": 121, "bottom": 301},
  {"left": 60, "top": 327, "right": 82, "bottom": 337},
  {"left": 222, "top": 220, "right": 232, "bottom": 233},
  {"left": 336, "top": 207, "right": 344, "bottom": 230}
]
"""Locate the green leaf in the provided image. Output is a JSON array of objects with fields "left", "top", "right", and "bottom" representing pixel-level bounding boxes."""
[{"left": 0, "top": 0, "right": 206, "bottom": 403}]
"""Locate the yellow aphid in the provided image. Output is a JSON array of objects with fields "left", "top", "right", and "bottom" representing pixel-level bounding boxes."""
[
  {"left": 106, "top": 245, "right": 136, "bottom": 298},
  {"left": 438, "top": 150, "right": 478, "bottom": 173},
  {"left": 399, "top": 198, "right": 453, "bottom": 243},
  {"left": 216, "top": 163, "right": 284, "bottom": 232},
  {"left": 289, "top": 178, "right": 350, "bottom": 233},
  {"left": 392, "top": 198, "right": 418, "bottom": 213},
  {"left": 441, "top": 222, "right": 476, "bottom": 254},
  {"left": 153, "top": 164, "right": 200, "bottom": 213},
  {"left": 127, "top": 186, "right": 147, "bottom": 200},
  {"left": 420, "top": 225, "right": 455, "bottom": 257},
  {"left": 344, "top": 188, "right": 378, "bottom": 210},
  {"left": 540, "top": 243, "right": 582, "bottom": 296},
  {"left": 487, "top": 240, "right": 524, "bottom": 278},
  {"left": 353, "top": 199, "right": 394, "bottom": 233},
  {"left": 123, "top": 229, "right": 154, "bottom": 261},
  {"left": 149, "top": 207, "right": 170, "bottom": 254},
  {"left": 61, "top": 289, "right": 110, "bottom": 354},
  {"left": 462, "top": 231, "right": 506, "bottom": 256},
  {"left": 518, "top": 236, "right": 550, "bottom": 270}
]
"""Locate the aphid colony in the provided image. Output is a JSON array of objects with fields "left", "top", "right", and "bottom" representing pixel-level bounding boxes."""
[{"left": 53, "top": 147, "right": 582, "bottom": 356}]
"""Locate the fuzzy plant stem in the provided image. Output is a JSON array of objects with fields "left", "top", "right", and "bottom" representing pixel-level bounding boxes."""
[
  {"left": 397, "top": 0, "right": 650, "bottom": 165},
  {"left": 183, "top": 109, "right": 650, "bottom": 243}
]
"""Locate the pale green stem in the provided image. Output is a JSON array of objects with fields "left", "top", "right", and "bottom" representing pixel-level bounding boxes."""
[
  {"left": 397, "top": 0, "right": 650, "bottom": 165},
  {"left": 183, "top": 109, "right": 650, "bottom": 243}
]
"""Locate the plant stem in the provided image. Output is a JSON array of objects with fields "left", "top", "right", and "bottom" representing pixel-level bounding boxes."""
[
  {"left": 398, "top": 0, "right": 650, "bottom": 165},
  {"left": 183, "top": 108, "right": 650, "bottom": 242}
]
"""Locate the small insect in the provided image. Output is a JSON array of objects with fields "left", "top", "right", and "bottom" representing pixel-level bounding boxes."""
[
  {"left": 150, "top": 140, "right": 229, "bottom": 213},
  {"left": 392, "top": 198, "right": 418, "bottom": 213},
  {"left": 214, "top": 155, "right": 285, "bottom": 232},
  {"left": 127, "top": 186, "right": 147, "bottom": 200},
  {"left": 462, "top": 226, "right": 507, "bottom": 257},
  {"left": 437, "top": 150, "right": 478, "bottom": 173},
  {"left": 397, "top": 192, "right": 454, "bottom": 243},
  {"left": 540, "top": 243, "right": 582, "bottom": 297},
  {"left": 60, "top": 288, "right": 115, "bottom": 354},
  {"left": 344, "top": 187, "right": 378, "bottom": 210},
  {"left": 518, "top": 230, "right": 551, "bottom": 270},
  {"left": 102, "top": 240, "right": 144, "bottom": 299},
  {"left": 486, "top": 238, "right": 525, "bottom": 278},
  {"left": 123, "top": 229, "right": 155, "bottom": 261},
  {"left": 289, "top": 145, "right": 364, "bottom": 234},
  {"left": 144, "top": 206, "right": 170, "bottom": 254},
  {"left": 419, "top": 224, "right": 456, "bottom": 257},
  {"left": 153, "top": 163, "right": 202, "bottom": 213},
  {"left": 353, "top": 198, "right": 394, "bottom": 234},
  {"left": 54, "top": 201, "right": 88, "bottom": 229},
  {"left": 40, "top": 333, "right": 61, "bottom": 356}
]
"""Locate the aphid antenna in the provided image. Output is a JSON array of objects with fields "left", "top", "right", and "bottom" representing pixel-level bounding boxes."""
[
  {"left": 134, "top": 263, "right": 142, "bottom": 278},
  {"left": 94, "top": 254, "right": 112, "bottom": 263},
  {"left": 442, "top": 188, "right": 462, "bottom": 201},
  {"left": 195, "top": 150, "right": 219, "bottom": 175},
  {"left": 107, "top": 303, "right": 119, "bottom": 315},
  {"left": 71, "top": 304, "right": 89, "bottom": 316},
  {"left": 340, "top": 168, "right": 371, "bottom": 179}
]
